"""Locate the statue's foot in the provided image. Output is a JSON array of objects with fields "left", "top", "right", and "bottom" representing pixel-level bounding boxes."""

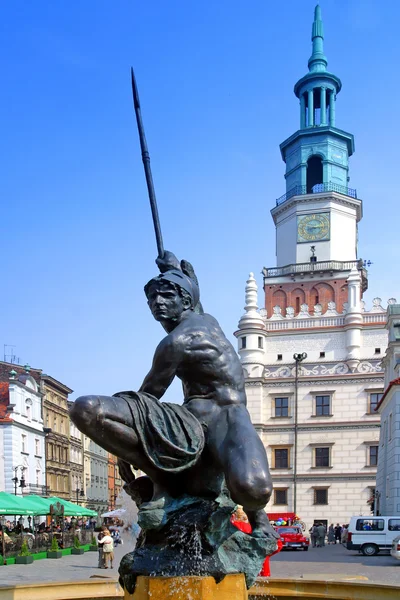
[{"left": 247, "top": 509, "right": 280, "bottom": 541}]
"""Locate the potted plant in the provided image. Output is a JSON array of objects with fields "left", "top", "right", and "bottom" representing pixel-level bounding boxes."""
[
  {"left": 89, "top": 534, "right": 98, "bottom": 551},
  {"left": 71, "top": 535, "right": 84, "bottom": 555},
  {"left": 16, "top": 540, "right": 34, "bottom": 564},
  {"left": 47, "top": 535, "right": 62, "bottom": 559}
]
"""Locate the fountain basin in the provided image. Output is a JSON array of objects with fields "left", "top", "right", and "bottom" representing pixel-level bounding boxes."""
[{"left": 0, "top": 577, "right": 399, "bottom": 600}]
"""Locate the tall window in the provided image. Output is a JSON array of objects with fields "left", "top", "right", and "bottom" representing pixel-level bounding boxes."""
[
  {"left": 389, "top": 413, "right": 393, "bottom": 441},
  {"left": 35, "top": 439, "right": 40, "bottom": 456},
  {"left": 241, "top": 337, "right": 246, "bottom": 349},
  {"left": 313, "top": 488, "right": 328, "bottom": 505},
  {"left": 274, "top": 448, "right": 289, "bottom": 469},
  {"left": 274, "top": 397, "right": 289, "bottom": 417},
  {"left": 36, "top": 470, "right": 41, "bottom": 486},
  {"left": 315, "top": 395, "right": 330, "bottom": 416},
  {"left": 369, "top": 446, "right": 378, "bottom": 467},
  {"left": 315, "top": 447, "right": 330, "bottom": 468},
  {"left": 274, "top": 489, "right": 288, "bottom": 505},
  {"left": 26, "top": 403, "right": 31, "bottom": 421},
  {"left": 258, "top": 336, "right": 263, "bottom": 349},
  {"left": 21, "top": 434, "right": 27, "bottom": 453},
  {"left": 369, "top": 393, "right": 382, "bottom": 414}
]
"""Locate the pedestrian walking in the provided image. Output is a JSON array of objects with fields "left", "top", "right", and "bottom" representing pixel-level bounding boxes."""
[
  {"left": 327, "top": 524, "right": 335, "bottom": 544},
  {"left": 316, "top": 523, "right": 326, "bottom": 547},
  {"left": 334, "top": 523, "right": 342, "bottom": 544},
  {"left": 101, "top": 529, "right": 114, "bottom": 569},
  {"left": 309, "top": 524, "right": 318, "bottom": 548}
]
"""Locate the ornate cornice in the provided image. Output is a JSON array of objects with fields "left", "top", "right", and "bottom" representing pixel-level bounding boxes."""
[
  {"left": 262, "top": 360, "right": 382, "bottom": 380},
  {"left": 246, "top": 376, "right": 383, "bottom": 388},
  {"left": 271, "top": 473, "right": 376, "bottom": 482},
  {"left": 254, "top": 422, "right": 380, "bottom": 433}
]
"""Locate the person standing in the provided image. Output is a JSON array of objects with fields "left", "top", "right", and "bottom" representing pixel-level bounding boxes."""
[
  {"left": 101, "top": 529, "right": 114, "bottom": 569},
  {"left": 334, "top": 523, "right": 342, "bottom": 544},
  {"left": 309, "top": 524, "right": 318, "bottom": 548},
  {"left": 316, "top": 523, "right": 326, "bottom": 547},
  {"left": 327, "top": 524, "right": 335, "bottom": 545},
  {"left": 97, "top": 527, "right": 106, "bottom": 569}
]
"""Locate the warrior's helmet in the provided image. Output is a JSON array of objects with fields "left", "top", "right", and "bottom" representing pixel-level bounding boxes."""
[{"left": 144, "top": 269, "right": 200, "bottom": 309}]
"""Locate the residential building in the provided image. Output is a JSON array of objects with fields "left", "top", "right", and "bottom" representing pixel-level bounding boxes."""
[
  {"left": 83, "top": 435, "right": 108, "bottom": 515},
  {"left": 234, "top": 6, "right": 393, "bottom": 527},
  {"left": 375, "top": 305, "right": 400, "bottom": 515},
  {"left": 42, "top": 375, "right": 72, "bottom": 499},
  {"left": 0, "top": 365, "right": 47, "bottom": 495},
  {"left": 108, "top": 453, "right": 122, "bottom": 509},
  {"left": 68, "top": 401, "right": 85, "bottom": 505}
]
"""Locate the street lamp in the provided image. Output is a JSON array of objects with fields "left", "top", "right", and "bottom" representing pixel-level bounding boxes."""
[
  {"left": 11, "top": 466, "right": 26, "bottom": 496},
  {"left": 75, "top": 487, "right": 84, "bottom": 504},
  {"left": 293, "top": 352, "right": 307, "bottom": 517}
]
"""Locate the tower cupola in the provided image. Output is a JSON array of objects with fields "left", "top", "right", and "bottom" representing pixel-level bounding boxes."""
[
  {"left": 277, "top": 4, "right": 355, "bottom": 203},
  {"left": 262, "top": 5, "right": 366, "bottom": 319},
  {"left": 294, "top": 4, "right": 342, "bottom": 131}
]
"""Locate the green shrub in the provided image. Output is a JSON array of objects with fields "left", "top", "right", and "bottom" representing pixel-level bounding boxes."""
[
  {"left": 19, "top": 540, "right": 31, "bottom": 557},
  {"left": 73, "top": 536, "right": 81, "bottom": 549},
  {"left": 91, "top": 535, "right": 97, "bottom": 546},
  {"left": 50, "top": 536, "right": 59, "bottom": 552}
]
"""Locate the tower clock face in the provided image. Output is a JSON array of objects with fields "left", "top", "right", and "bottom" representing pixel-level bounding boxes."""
[{"left": 297, "top": 213, "right": 330, "bottom": 243}]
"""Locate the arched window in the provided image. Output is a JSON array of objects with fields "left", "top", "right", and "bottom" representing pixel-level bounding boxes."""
[
  {"left": 307, "top": 155, "right": 323, "bottom": 193},
  {"left": 25, "top": 399, "right": 32, "bottom": 421}
]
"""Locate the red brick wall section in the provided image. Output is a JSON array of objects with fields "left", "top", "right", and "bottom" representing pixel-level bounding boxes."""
[{"left": 264, "top": 279, "right": 349, "bottom": 317}]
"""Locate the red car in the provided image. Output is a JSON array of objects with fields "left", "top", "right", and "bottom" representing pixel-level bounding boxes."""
[{"left": 275, "top": 526, "right": 310, "bottom": 551}]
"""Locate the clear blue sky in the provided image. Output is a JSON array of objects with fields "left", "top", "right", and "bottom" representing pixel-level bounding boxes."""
[{"left": 1, "top": 0, "right": 399, "bottom": 400}]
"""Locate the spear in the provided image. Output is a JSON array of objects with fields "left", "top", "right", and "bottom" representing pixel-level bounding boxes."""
[{"left": 130, "top": 67, "right": 164, "bottom": 259}]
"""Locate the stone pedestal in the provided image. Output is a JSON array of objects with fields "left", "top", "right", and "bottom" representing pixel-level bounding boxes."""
[{"left": 125, "top": 574, "right": 248, "bottom": 600}]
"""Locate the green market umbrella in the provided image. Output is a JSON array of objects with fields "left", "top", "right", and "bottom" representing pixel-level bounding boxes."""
[
  {"left": 0, "top": 492, "right": 36, "bottom": 516},
  {"left": 47, "top": 497, "right": 97, "bottom": 517}
]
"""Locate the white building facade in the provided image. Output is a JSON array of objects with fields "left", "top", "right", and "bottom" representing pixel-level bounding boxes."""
[
  {"left": 376, "top": 305, "right": 400, "bottom": 515},
  {"left": 234, "top": 7, "right": 397, "bottom": 528},
  {"left": 83, "top": 435, "right": 108, "bottom": 515},
  {"left": 0, "top": 368, "right": 46, "bottom": 495}
]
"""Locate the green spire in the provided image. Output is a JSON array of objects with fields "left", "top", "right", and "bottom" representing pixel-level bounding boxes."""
[{"left": 308, "top": 4, "right": 327, "bottom": 73}]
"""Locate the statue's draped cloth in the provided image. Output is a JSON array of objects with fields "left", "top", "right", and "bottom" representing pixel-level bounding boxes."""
[{"left": 113, "top": 391, "right": 205, "bottom": 473}]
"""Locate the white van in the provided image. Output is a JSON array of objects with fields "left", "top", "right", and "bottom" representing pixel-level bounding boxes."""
[{"left": 346, "top": 516, "right": 400, "bottom": 556}]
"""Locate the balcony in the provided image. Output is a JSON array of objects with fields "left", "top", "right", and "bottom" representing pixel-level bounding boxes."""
[
  {"left": 276, "top": 182, "right": 357, "bottom": 206},
  {"left": 22, "top": 484, "right": 50, "bottom": 496},
  {"left": 262, "top": 259, "right": 364, "bottom": 279}
]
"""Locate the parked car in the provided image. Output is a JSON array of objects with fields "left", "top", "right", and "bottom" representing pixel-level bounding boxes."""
[
  {"left": 346, "top": 515, "right": 400, "bottom": 556},
  {"left": 390, "top": 535, "right": 400, "bottom": 561},
  {"left": 275, "top": 526, "right": 309, "bottom": 551}
]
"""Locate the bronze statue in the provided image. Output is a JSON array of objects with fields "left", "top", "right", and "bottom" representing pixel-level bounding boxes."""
[{"left": 69, "top": 70, "right": 277, "bottom": 592}]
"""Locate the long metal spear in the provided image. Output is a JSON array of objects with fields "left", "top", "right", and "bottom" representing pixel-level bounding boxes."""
[{"left": 130, "top": 67, "right": 164, "bottom": 259}]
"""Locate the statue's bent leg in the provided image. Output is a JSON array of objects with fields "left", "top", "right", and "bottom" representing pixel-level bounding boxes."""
[
  {"left": 208, "top": 404, "right": 277, "bottom": 537},
  {"left": 69, "top": 395, "right": 171, "bottom": 488}
]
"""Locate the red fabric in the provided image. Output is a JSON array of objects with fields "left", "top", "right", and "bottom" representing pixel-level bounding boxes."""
[{"left": 231, "top": 517, "right": 282, "bottom": 577}]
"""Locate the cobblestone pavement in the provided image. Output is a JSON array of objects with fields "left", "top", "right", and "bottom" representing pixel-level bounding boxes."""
[
  {"left": 270, "top": 543, "right": 400, "bottom": 587},
  {"left": 0, "top": 542, "right": 399, "bottom": 588}
]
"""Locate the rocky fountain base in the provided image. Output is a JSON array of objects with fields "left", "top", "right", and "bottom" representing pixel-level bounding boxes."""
[{"left": 118, "top": 491, "right": 276, "bottom": 597}]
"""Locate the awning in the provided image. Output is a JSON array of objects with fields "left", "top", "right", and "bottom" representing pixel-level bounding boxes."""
[
  {"left": 267, "top": 512, "right": 297, "bottom": 520},
  {"left": 47, "top": 497, "right": 97, "bottom": 517},
  {"left": 0, "top": 492, "right": 36, "bottom": 516},
  {"left": 101, "top": 508, "right": 126, "bottom": 518}
]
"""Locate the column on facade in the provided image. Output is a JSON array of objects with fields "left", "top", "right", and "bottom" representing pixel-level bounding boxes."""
[
  {"left": 329, "top": 90, "right": 336, "bottom": 126},
  {"left": 307, "top": 89, "right": 314, "bottom": 126},
  {"left": 300, "top": 93, "right": 306, "bottom": 129},
  {"left": 320, "top": 87, "right": 326, "bottom": 125},
  {"left": 344, "top": 268, "right": 363, "bottom": 367}
]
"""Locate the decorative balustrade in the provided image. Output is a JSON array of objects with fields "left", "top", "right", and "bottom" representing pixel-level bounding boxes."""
[
  {"left": 262, "top": 259, "right": 363, "bottom": 279},
  {"left": 276, "top": 182, "right": 358, "bottom": 206}
]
